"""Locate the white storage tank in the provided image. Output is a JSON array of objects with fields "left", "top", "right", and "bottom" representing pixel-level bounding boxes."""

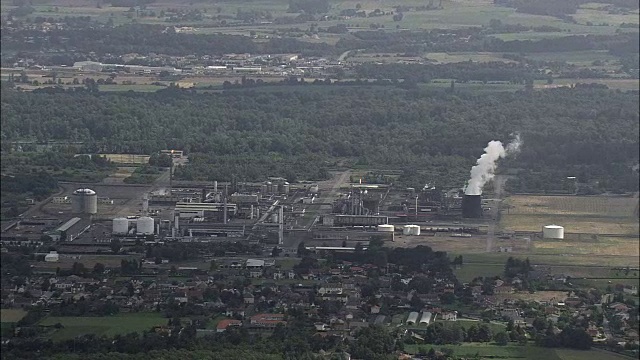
[
  {"left": 403, "top": 225, "right": 413, "bottom": 235},
  {"left": 112, "top": 217, "right": 129, "bottom": 235},
  {"left": 309, "top": 184, "right": 319, "bottom": 194},
  {"left": 543, "top": 225, "right": 564, "bottom": 239},
  {"left": 72, "top": 188, "right": 98, "bottom": 214},
  {"left": 411, "top": 225, "right": 421, "bottom": 236},
  {"left": 377, "top": 224, "right": 395, "bottom": 232},
  {"left": 137, "top": 216, "right": 155, "bottom": 235}
]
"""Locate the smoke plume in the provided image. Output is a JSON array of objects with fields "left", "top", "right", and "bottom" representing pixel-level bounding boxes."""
[{"left": 465, "top": 134, "right": 522, "bottom": 195}]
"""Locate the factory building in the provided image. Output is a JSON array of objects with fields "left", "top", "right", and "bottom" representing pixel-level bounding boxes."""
[
  {"left": 323, "top": 215, "right": 389, "bottom": 227},
  {"left": 175, "top": 202, "right": 237, "bottom": 220}
]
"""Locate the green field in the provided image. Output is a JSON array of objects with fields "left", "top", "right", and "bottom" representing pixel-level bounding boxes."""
[
  {"left": 38, "top": 312, "right": 168, "bottom": 341},
  {"left": 403, "top": 343, "right": 631, "bottom": 359},
  {"left": 454, "top": 263, "right": 506, "bottom": 283}
]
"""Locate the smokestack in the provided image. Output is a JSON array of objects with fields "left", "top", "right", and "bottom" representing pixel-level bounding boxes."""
[
  {"left": 465, "top": 134, "right": 522, "bottom": 196},
  {"left": 278, "top": 205, "right": 284, "bottom": 245},
  {"left": 462, "top": 195, "right": 482, "bottom": 218},
  {"left": 223, "top": 185, "right": 228, "bottom": 224}
]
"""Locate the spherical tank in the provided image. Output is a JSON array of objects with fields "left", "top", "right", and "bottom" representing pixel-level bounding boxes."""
[
  {"left": 137, "top": 216, "right": 155, "bottom": 235},
  {"left": 377, "top": 224, "right": 395, "bottom": 232},
  {"left": 543, "top": 225, "right": 564, "bottom": 239},
  {"left": 72, "top": 188, "right": 97, "bottom": 214},
  {"left": 112, "top": 218, "right": 129, "bottom": 235}
]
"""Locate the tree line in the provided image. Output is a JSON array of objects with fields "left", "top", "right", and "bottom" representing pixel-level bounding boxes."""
[{"left": 1, "top": 86, "right": 637, "bottom": 191}]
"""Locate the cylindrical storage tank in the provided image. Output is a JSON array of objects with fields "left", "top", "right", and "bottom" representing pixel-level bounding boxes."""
[
  {"left": 378, "top": 224, "right": 395, "bottom": 232},
  {"left": 266, "top": 181, "right": 273, "bottom": 194},
  {"left": 462, "top": 195, "right": 482, "bottom": 218},
  {"left": 136, "top": 216, "right": 154, "bottom": 235},
  {"left": 72, "top": 188, "right": 97, "bottom": 214},
  {"left": 283, "top": 182, "right": 290, "bottom": 195},
  {"left": 261, "top": 184, "right": 268, "bottom": 193},
  {"left": 112, "top": 218, "right": 129, "bottom": 235},
  {"left": 543, "top": 225, "right": 564, "bottom": 239},
  {"left": 403, "top": 225, "right": 413, "bottom": 235},
  {"left": 271, "top": 213, "right": 278, "bottom": 223},
  {"left": 309, "top": 184, "right": 319, "bottom": 194},
  {"left": 410, "top": 225, "right": 421, "bottom": 236}
]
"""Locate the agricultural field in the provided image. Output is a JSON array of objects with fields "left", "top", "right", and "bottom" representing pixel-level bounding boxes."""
[{"left": 39, "top": 312, "right": 168, "bottom": 341}]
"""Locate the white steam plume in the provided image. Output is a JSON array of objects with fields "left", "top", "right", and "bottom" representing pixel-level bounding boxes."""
[{"left": 465, "top": 134, "right": 522, "bottom": 196}]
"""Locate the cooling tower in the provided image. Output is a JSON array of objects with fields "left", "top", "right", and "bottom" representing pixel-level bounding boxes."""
[{"left": 462, "top": 195, "right": 482, "bottom": 218}]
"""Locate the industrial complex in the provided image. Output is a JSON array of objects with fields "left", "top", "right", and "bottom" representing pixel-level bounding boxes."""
[{"left": 0, "top": 149, "right": 553, "bottom": 259}]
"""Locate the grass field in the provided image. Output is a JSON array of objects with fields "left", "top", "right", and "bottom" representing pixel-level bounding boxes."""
[
  {"left": 403, "top": 343, "right": 632, "bottom": 360},
  {"left": 0, "top": 309, "right": 27, "bottom": 323},
  {"left": 501, "top": 195, "right": 639, "bottom": 235},
  {"left": 39, "top": 312, "right": 168, "bottom": 341}
]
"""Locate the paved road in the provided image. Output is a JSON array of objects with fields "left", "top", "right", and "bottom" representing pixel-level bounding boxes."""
[{"left": 486, "top": 175, "right": 509, "bottom": 252}]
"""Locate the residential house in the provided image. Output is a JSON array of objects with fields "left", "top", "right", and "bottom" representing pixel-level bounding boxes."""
[{"left": 217, "top": 319, "right": 242, "bottom": 332}]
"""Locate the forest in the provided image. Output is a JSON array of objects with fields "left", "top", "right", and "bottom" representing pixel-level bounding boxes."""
[{"left": 1, "top": 86, "right": 638, "bottom": 192}]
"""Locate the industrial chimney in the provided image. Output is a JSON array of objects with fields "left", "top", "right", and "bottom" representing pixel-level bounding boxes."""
[{"left": 462, "top": 195, "right": 482, "bottom": 218}]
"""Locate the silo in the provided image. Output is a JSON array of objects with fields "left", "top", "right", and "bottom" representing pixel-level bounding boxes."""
[
  {"left": 462, "top": 195, "right": 482, "bottom": 218},
  {"left": 137, "top": 216, "right": 154, "bottom": 235},
  {"left": 72, "top": 188, "right": 98, "bottom": 214},
  {"left": 112, "top": 217, "right": 129, "bottom": 235},
  {"left": 377, "top": 224, "right": 395, "bottom": 233},
  {"left": 543, "top": 225, "right": 564, "bottom": 239}
]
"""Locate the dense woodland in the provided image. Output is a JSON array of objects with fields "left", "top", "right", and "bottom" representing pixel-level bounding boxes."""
[{"left": 1, "top": 86, "right": 638, "bottom": 192}]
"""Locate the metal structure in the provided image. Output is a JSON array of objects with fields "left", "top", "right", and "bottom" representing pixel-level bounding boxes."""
[
  {"left": 543, "top": 225, "right": 564, "bottom": 239},
  {"left": 377, "top": 224, "right": 395, "bottom": 232},
  {"left": 72, "top": 188, "right": 98, "bottom": 214},
  {"left": 112, "top": 217, "right": 129, "bottom": 235},
  {"left": 403, "top": 225, "right": 420, "bottom": 236}
]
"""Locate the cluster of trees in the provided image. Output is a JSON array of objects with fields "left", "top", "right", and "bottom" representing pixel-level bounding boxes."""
[
  {"left": 0, "top": 171, "right": 57, "bottom": 200},
  {"left": 504, "top": 257, "right": 532, "bottom": 278},
  {"left": 2, "top": 86, "right": 638, "bottom": 192},
  {"left": 355, "top": 62, "right": 545, "bottom": 83}
]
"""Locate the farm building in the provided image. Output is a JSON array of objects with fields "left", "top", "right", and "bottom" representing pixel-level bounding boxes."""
[
  {"left": 406, "top": 312, "right": 419, "bottom": 325},
  {"left": 419, "top": 312, "right": 433, "bottom": 325}
]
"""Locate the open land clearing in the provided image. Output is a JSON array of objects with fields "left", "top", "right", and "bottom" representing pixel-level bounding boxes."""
[
  {"left": 0, "top": 309, "right": 27, "bottom": 323},
  {"left": 38, "top": 313, "right": 167, "bottom": 341}
]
